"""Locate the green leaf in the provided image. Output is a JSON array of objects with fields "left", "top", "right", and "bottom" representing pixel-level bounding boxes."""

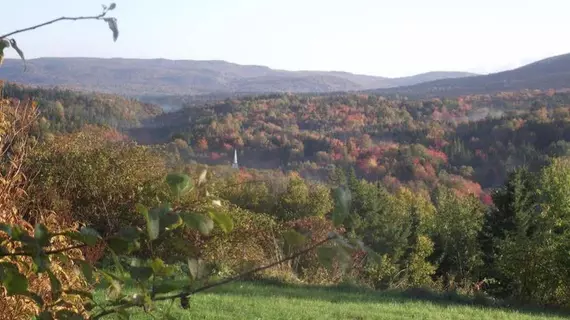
[
  {"left": 107, "top": 237, "right": 130, "bottom": 255},
  {"left": 74, "top": 259, "right": 94, "bottom": 284},
  {"left": 336, "top": 246, "right": 352, "bottom": 272},
  {"left": 187, "top": 258, "right": 204, "bottom": 280},
  {"left": 116, "top": 226, "right": 142, "bottom": 242},
  {"left": 47, "top": 270, "right": 62, "bottom": 301},
  {"left": 208, "top": 209, "right": 233, "bottom": 233},
  {"left": 282, "top": 230, "right": 307, "bottom": 248},
  {"left": 153, "top": 279, "right": 189, "bottom": 295},
  {"left": 0, "top": 262, "right": 28, "bottom": 295},
  {"left": 107, "top": 228, "right": 140, "bottom": 255},
  {"left": 0, "top": 223, "right": 12, "bottom": 236},
  {"left": 317, "top": 246, "right": 336, "bottom": 270},
  {"left": 109, "top": 249, "right": 126, "bottom": 275},
  {"left": 34, "top": 224, "right": 50, "bottom": 246},
  {"left": 21, "top": 291, "right": 44, "bottom": 308},
  {"left": 150, "top": 258, "right": 170, "bottom": 276},
  {"left": 9, "top": 39, "right": 26, "bottom": 71},
  {"left": 103, "top": 17, "right": 119, "bottom": 42},
  {"left": 129, "top": 259, "right": 153, "bottom": 281},
  {"left": 150, "top": 202, "right": 182, "bottom": 233},
  {"left": 317, "top": 245, "right": 351, "bottom": 273},
  {"left": 32, "top": 253, "right": 50, "bottom": 274},
  {"left": 129, "top": 266, "right": 153, "bottom": 281},
  {"left": 140, "top": 205, "right": 160, "bottom": 241},
  {"left": 332, "top": 186, "right": 351, "bottom": 227},
  {"left": 80, "top": 227, "right": 101, "bottom": 245},
  {"left": 65, "top": 227, "right": 100, "bottom": 246},
  {"left": 165, "top": 173, "right": 192, "bottom": 197},
  {"left": 135, "top": 203, "right": 148, "bottom": 217},
  {"left": 181, "top": 212, "right": 214, "bottom": 235},
  {"left": 9, "top": 225, "right": 35, "bottom": 244},
  {"left": 160, "top": 211, "right": 182, "bottom": 232},
  {"left": 35, "top": 311, "right": 54, "bottom": 320}
]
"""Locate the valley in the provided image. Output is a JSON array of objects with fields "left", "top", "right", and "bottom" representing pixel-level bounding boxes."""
[{"left": 4, "top": 52, "right": 570, "bottom": 319}]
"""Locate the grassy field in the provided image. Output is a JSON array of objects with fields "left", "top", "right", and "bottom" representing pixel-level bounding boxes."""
[{"left": 93, "top": 281, "right": 570, "bottom": 319}]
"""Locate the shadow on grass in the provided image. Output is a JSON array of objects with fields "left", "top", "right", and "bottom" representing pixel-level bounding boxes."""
[{"left": 198, "top": 279, "right": 570, "bottom": 319}]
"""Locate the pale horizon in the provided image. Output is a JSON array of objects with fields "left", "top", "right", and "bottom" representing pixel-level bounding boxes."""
[{"left": 3, "top": 0, "right": 570, "bottom": 78}]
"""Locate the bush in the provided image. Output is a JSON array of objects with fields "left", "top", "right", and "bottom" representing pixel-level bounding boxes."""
[
  {"left": 154, "top": 203, "right": 280, "bottom": 276},
  {"left": 276, "top": 175, "right": 334, "bottom": 221},
  {"left": 0, "top": 99, "right": 90, "bottom": 319},
  {"left": 22, "top": 126, "right": 168, "bottom": 241},
  {"left": 283, "top": 216, "right": 343, "bottom": 284}
]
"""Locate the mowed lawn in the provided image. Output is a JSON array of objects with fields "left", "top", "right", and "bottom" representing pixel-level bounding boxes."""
[{"left": 93, "top": 281, "right": 570, "bottom": 320}]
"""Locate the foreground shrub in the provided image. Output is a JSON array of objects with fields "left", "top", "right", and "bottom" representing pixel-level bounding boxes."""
[
  {"left": 283, "top": 216, "right": 343, "bottom": 284},
  {"left": 201, "top": 205, "right": 280, "bottom": 275},
  {"left": 22, "top": 125, "right": 168, "bottom": 241},
  {"left": 0, "top": 99, "right": 90, "bottom": 319}
]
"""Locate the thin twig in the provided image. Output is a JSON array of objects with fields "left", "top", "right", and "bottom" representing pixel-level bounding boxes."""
[
  {"left": 0, "top": 244, "right": 87, "bottom": 257},
  {"left": 1, "top": 14, "right": 107, "bottom": 39},
  {"left": 155, "top": 235, "right": 334, "bottom": 301},
  {"left": 91, "top": 235, "right": 335, "bottom": 319}
]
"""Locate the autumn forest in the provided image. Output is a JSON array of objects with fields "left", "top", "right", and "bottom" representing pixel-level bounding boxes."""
[{"left": 4, "top": 10, "right": 570, "bottom": 317}]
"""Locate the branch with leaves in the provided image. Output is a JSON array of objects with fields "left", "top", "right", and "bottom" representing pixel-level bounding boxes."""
[
  {"left": 0, "top": 3, "right": 119, "bottom": 69},
  {"left": 0, "top": 169, "right": 373, "bottom": 319}
]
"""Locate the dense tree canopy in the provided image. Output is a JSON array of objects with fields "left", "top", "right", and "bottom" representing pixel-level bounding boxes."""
[{"left": 6, "top": 82, "right": 570, "bottom": 317}]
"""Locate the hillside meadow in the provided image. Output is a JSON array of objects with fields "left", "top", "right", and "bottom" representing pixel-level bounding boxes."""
[{"left": 94, "top": 281, "right": 570, "bottom": 320}]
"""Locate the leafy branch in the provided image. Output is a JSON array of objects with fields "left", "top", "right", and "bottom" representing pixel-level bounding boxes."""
[
  {"left": 0, "top": 3, "right": 119, "bottom": 69},
  {"left": 0, "top": 244, "right": 87, "bottom": 257},
  {"left": 91, "top": 235, "right": 337, "bottom": 319},
  {"left": 0, "top": 169, "right": 365, "bottom": 319}
]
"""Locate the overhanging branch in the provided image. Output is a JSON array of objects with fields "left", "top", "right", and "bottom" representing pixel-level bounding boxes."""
[{"left": 1, "top": 14, "right": 107, "bottom": 40}]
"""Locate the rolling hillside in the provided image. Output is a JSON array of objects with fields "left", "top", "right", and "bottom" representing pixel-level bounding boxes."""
[
  {"left": 0, "top": 57, "right": 474, "bottom": 96},
  {"left": 373, "top": 53, "right": 570, "bottom": 97}
]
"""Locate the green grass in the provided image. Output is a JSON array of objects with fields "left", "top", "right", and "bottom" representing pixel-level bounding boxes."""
[{"left": 94, "top": 281, "right": 570, "bottom": 319}]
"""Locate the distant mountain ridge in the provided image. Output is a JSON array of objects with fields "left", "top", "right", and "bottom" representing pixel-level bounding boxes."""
[
  {"left": 0, "top": 57, "right": 475, "bottom": 97},
  {"left": 372, "top": 53, "right": 570, "bottom": 97}
]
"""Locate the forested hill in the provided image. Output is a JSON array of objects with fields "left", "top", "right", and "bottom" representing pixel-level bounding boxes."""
[
  {"left": 373, "top": 53, "right": 570, "bottom": 97},
  {"left": 0, "top": 57, "right": 473, "bottom": 96},
  {"left": 0, "top": 82, "right": 162, "bottom": 132},
  {"left": 127, "top": 89, "right": 570, "bottom": 199}
]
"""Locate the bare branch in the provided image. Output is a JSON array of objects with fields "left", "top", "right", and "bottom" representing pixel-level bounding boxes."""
[
  {"left": 0, "top": 243, "right": 87, "bottom": 257},
  {"left": 91, "top": 235, "right": 336, "bottom": 319},
  {"left": 0, "top": 14, "right": 108, "bottom": 40}
]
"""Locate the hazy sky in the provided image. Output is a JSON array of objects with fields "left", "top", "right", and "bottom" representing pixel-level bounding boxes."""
[{"left": 3, "top": 0, "right": 570, "bottom": 77}]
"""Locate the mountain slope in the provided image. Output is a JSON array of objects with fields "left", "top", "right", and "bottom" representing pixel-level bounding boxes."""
[
  {"left": 0, "top": 57, "right": 474, "bottom": 96},
  {"left": 371, "top": 53, "right": 570, "bottom": 97}
]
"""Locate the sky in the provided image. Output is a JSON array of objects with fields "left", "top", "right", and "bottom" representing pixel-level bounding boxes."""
[{"left": 3, "top": 0, "right": 570, "bottom": 78}]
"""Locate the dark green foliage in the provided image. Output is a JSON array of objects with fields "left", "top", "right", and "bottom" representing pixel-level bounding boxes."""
[
  {"left": 22, "top": 127, "right": 169, "bottom": 237},
  {"left": 2, "top": 82, "right": 162, "bottom": 135},
  {"left": 431, "top": 188, "right": 485, "bottom": 288},
  {"left": 478, "top": 160, "right": 570, "bottom": 306},
  {"left": 480, "top": 168, "right": 537, "bottom": 274}
]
